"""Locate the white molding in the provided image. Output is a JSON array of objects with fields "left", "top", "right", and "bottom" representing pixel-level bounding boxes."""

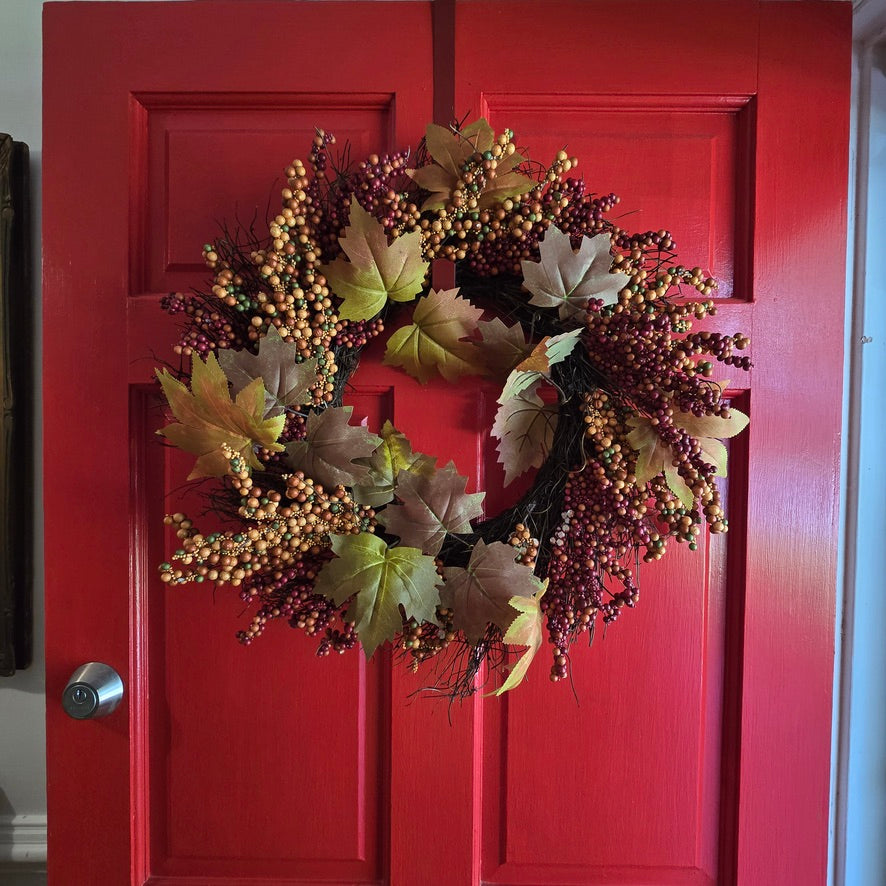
[
  {"left": 832, "top": 37, "right": 867, "bottom": 886},
  {"left": 834, "top": 9, "right": 886, "bottom": 885},
  {"left": 0, "top": 815, "right": 47, "bottom": 864}
]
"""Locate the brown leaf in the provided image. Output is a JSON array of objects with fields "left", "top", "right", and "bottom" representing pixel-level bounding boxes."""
[
  {"left": 491, "top": 379, "right": 558, "bottom": 486},
  {"left": 441, "top": 540, "right": 544, "bottom": 644},
  {"left": 473, "top": 316, "right": 533, "bottom": 377},
  {"left": 407, "top": 119, "right": 533, "bottom": 211},
  {"left": 218, "top": 326, "right": 317, "bottom": 417},
  {"left": 378, "top": 461, "right": 485, "bottom": 556},
  {"left": 284, "top": 406, "right": 381, "bottom": 489},
  {"left": 521, "top": 226, "right": 630, "bottom": 321}
]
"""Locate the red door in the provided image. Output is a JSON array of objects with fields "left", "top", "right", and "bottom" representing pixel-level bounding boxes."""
[{"left": 43, "top": 3, "right": 849, "bottom": 885}]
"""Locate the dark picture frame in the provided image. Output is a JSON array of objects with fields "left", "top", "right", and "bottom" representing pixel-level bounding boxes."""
[{"left": 0, "top": 133, "right": 33, "bottom": 675}]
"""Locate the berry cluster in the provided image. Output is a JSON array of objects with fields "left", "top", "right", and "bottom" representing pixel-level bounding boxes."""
[{"left": 160, "top": 449, "right": 374, "bottom": 653}]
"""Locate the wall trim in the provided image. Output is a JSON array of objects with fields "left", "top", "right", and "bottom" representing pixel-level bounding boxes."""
[
  {"left": 0, "top": 815, "right": 47, "bottom": 864},
  {"left": 833, "top": 10, "right": 886, "bottom": 885}
]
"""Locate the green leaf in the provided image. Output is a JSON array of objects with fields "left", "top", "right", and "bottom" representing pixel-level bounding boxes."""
[
  {"left": 499, "top": 367, "right": 542, "bottom": 403},
  {"left": 217, "top": 326, "right": 317, "bottom": 417},
  {"left": 521, "top": 226, "right": 630, "bottom": 321},
  {"left": 383, "top": 288, "right": 487, "bottom": 384},
  {"left": 351, "top": 421, "right": 437, "bottom": 508},
  {"left": 321, "top": 198, "right": 429, "bottom": 321},
  {"left": 284, "top": 405, "right": 381, "bottom": 489},
  {"left": 378, "top": 461, "right": 485, "bottom": 556},
  {"left": 492, "top": 581, "right": 548, "bottom": 695},
  {"left": 441, "top": 540, "right": 544, "bottom": 644},
  {"left": 665, "top": 468, "right": 695, "bottom": 511},
  {"left": 492, "top": 379, "right": 559, "bottom": 486},
  {"left": 499, "top": 330, "right": 582, "bottom": 402},
  {"left": 314, "top": 533, "right": 441, "bottom": 658},
  {"left": 541, "top": 328, "right": 583, "bottom": 367},
  {"left": 156, "top": 352, "right": 284, "bottom": 480}
]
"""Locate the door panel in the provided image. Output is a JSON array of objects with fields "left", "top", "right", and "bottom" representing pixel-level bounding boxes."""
[
  {"left": 45, "top": 4, "right": 435, "bottom": 884},
  {"left": 140, "top": 93, "right": 397, "bottom": 295},
  {"left": 480, "top": 533, "right": 728, "bottom": 884},
  {"left": 456, "top": 3, "right": 847, "bottom": 885},
  {"left": 134, "top": 93, "right": 401, "bottom": 886},
  {"left": 456, "top": 7, "right": 754, "bottom": 882},
  {"left": 481, "top": 96, "right": 753, "bottom": 300},
  {"left": 134, "top": 389, "right": 389, "bottom": 883},
  {"left": 43, "top": 3, "right": 849, "bottom": 885}
]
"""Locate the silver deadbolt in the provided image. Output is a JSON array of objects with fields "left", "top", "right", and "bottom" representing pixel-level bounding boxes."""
[{"left": 62, "top": 662, "right": 124, "bottom": 719}]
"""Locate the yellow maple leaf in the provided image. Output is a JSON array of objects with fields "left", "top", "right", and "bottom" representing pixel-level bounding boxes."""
[
  {"left": 315, "top": 533, "right": 442, "bottom": 659},
  {"left": 156, "top": 352, "right": 285, "bottom": 480},
  {"left": 492, "top": 581, "right": 548, "bottom": 696},
  {"left": 626, "top": 401, "right": 749, "bottom": 508},
  {"left": 407, "top": 119, "right": 533, "bottom": 211},
  {"left": 383, "top": 288, "right": 488, "bottom": 384},
  {"left": 321, "top": 198, "right": 428, "bottom": 321}
]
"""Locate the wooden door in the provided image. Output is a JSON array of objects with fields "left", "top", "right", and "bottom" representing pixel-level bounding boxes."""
[
  {"left": 43, "top": 2, "right": 849, "bottom": 885},
  {"left": 453, "top": 4, "right": 849, "bottom": 885}
]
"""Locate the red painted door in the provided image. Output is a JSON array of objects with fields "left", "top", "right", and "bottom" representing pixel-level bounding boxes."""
[{"left": 43, "top": 3, "right": 849, "bottom": 885}]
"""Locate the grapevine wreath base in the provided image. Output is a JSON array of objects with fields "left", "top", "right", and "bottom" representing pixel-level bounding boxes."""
[{"left": 156, "top": 119, "right": 750, "bottom": 697}]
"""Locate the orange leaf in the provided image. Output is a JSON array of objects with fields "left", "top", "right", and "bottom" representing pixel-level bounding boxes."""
[{"left": 156, "top": 352, "right": 284, "bottom": 480}]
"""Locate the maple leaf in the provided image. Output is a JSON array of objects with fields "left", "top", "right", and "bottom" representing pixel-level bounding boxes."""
[
  {"left": 499, "top": 367, "right": 543, "bottom": 403},
  {"left": 492, "top": 378, "right": 559, "bottom": 485},
  {"left": 407, "top": 119, "right": 534, "bottom": 211},
  {"left": 499, "top": 330, "right": 582, "bottom": 402},
  {"left": 217, "top": 326, "right": 317, "bottom": 417},
  {"left": 378, "top": 461, "right": 485, "bottom": 556},
  {"left": 478, "top": 152, "right": 536, "bottom": 210},
  {"left": 516, "top": 329, "right": 583, "bottom": 374},
  {"left": 472, "top": 316, "right": 533, "bottom": 377},
  {"left": 521, "top": 226, "right": 630, "bottom": 322},
  {"left": 321, "top": 198, "right": 429, "bottom": 321},
  {"left": 492, "top": 581, "right": 548, "bottom": 696},
  {"left": 626, "top": 403, "right": 749, "bottom": 508},
  {"left": 156, "top": 352, "right": 285, "bottom": 480},
  {"left": 351, "top": 421, "right": 437, "bottom": 508},
  {"left": 284, "top": 405, "right": 381, "bottom": 489},
  {"left": 314, "top": 532, "right": 441, "bottom": 658},
  {"left": 383, "top": 288, "right": 487, "bottom": 384},
  {"left": 441, "top": 540, "right": 544, "bottom": 644}
]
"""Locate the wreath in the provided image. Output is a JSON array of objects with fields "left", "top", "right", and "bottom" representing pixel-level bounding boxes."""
[{"left": 156, "top": 119, "right": 750, "bottom": 697}]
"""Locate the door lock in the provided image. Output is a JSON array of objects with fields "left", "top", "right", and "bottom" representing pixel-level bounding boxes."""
[{"left": 62, "top": 662, "right": 124, "bottom": 719}]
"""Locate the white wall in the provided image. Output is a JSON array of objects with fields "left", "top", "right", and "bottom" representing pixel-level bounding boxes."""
[
  {"left": 0, "top": 2, "right": 881, "bottom": 885},
  {"left": 0, "top": 1, "right": 46, "bottom": 881}
]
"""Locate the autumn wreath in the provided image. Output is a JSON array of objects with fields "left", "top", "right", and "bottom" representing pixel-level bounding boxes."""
[{"left": 156, "top": 119, "right": 750, "bottom": 696}]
